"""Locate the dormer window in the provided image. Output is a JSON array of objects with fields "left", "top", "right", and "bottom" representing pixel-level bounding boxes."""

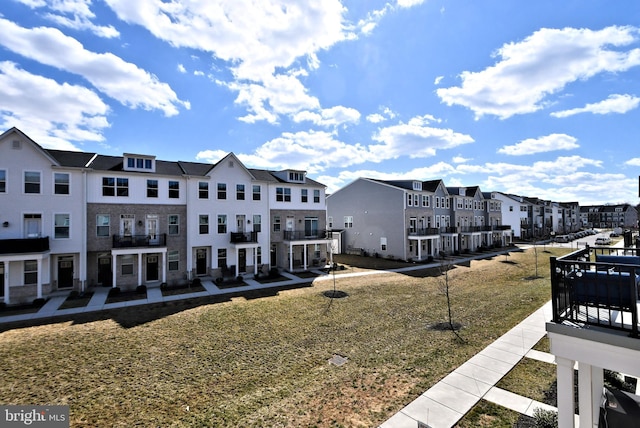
[
  {"left": 412, "top": 181, "right": 422, "bottom": 191},
  {"left": 124, "top": 154, "right": 155, "bottom": 172},
  {"left": 288, "top": 171, "right": 305, "bottom": 183}
]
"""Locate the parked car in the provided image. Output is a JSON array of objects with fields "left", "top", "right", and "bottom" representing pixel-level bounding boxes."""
[
  {"left": 595, "top": 236, "right": 612, "bottom": 245},
  {"left": 555, "top": 235, "right": 570, "bottom": 243}
]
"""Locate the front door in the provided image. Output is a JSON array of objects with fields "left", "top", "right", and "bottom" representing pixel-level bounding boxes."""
[
  {"left": 24, "top": 214, "right": 42, "bottom": 238},
  {"left": 239, "top": 249, "right": 246, "bottom": 273},
  {"left": 57, "top": 257, "right": 74, "bottom": 288},
  {"left": 196, "top": 249, "right": 207, "bottom": 276},
  {"left": 270, "top": 244, "right": 277, "bottom": 268},
  {"left": 146, "top": 255, "right": 159, "bottom": 281},
  {"left": 120, "top": 215, "right": 134, "bottom": 236},
  {"left": 98, "top": 255, "right": 112, "bottom": 287}
]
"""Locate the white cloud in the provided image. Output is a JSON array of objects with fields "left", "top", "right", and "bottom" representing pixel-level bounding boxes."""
[
  {"left": 177, "top": 64, "right": 186, "bottom": 73},
  {"left": 370, "top": 116, "right": 474, "bottom": 160},
  {"left": 366, "top": 113, "right": 385, "bottom": 123},
  {"left": 434, "top": 75, "right": 444, "bottom": 85},
  {"left": 397, "top": 0, "right": 426, "bottom": 7},
  {"left": 194, "top": 70, "right": 205, "bottom": 76},
  {"left": 0, "top": 61, "right": 110, "bottom": 149},
  {"left": 15, "top": 0, "right": 120, "bottom": 38},
  {"left": 195, "top": 149, "right": 228, "bottom": 164},
  {"left": 498, "top": 133, "right": 579, "bottom": 155},
  {"left": 0, "top": 18, "right": 189, "bottom": 116},
  {"left": 625, "top": 158, "right": 640, "bottom": 166},
  {"left": 437, "top": 26, "right": 640, "bottom": 119},
  {"left": 452, "top": 155, "right": 471, "bottom": 163},
  {"left": 551, "top": 94, "right": 640, "bottom": 117},
  {"left": 292, "top": 106, "right": 360, "bottom": 127}
]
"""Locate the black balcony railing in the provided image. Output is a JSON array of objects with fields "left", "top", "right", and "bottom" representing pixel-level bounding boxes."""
[
  {"left": 230, "top": 231, "right": 258, "bottom": 243},
  {"left": 0, "top": 237, "right": 49, "bottom": 255},
  {"left": 439, "top": 226, "right": 458, "bottom": 234},
  {"left": 283, "top": 230, "right": 330, "bottom": 241},
  {"left": 112, "top": 234, "right": 166, "bottom": 248},
  {"left": 459, "top": 226, "right": 483, "bottom": 233},
  {"left": 407, "top": 228, "right": 440, "bottom": 237},
  {"left": 492, "top": 225, "right": 512, "bottom": 231},
  {"left": 550, "top": 245, "right": 639, "bottom": 337}
]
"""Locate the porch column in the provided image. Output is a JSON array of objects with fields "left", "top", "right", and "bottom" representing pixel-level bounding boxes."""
[
  {"left": 289, "top": 243, "right": 293, "bottom": 271},
  {"left": 556, "top": 356, "right": 575, "bottom": 428},
  {"left": 235, "top": 251, "right": 239, "bottom": 277},
  {"left": 137, "top": 253, "right": 143, "bottom": 285},
  {"left": 36, "top": 258, "right": 43, "bottom": 299},
  {"left": 253, "top": 248, "right": 258, "bottom": 275},
  {"left": 417, "top": 239, "right": 422, "bottom": 261},
  {"left": 3, "top": 261, "right": 10, "bottom": 304},
  {"left": 303, "top": 244, "right": 308, "bottom": 270},
  {"left": 161, "top": 252, "right": 167, "bottom": 283},
  {"left": 112, "top": 255, "right": 117, "bottom": 288},
  {"left": 578, "top": 362, "right": 602, "bottom": 428}
]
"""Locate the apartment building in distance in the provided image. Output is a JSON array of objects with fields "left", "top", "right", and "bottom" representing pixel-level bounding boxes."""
[
  {"left": 326, "top": 178, "right": 511, "bottom": 261},
  {"left": 0, "top": 127, "right": 331, "bottom": 306}
]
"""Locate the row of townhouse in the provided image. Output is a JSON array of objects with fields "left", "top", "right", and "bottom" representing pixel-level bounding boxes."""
[
  {"left": 492, "top": 193, "right": 581, "bottom": 239},
  {"left": 580, "top": 204, "right": 639, "bottom": 229},
  {"left": 0, "top": 128, "right": 331, "bottom": 306},
  {"left": 326, "top": 178, "right": 512, "bottom": 261}
]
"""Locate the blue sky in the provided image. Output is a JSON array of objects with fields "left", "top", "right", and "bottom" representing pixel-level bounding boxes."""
[{"left": 1, "top": 0, "right": 639, "bottom": 205}]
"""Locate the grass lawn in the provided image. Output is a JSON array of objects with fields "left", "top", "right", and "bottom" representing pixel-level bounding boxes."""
[{"left": 0, "top": 247, "right": 569, "bottom": 427}]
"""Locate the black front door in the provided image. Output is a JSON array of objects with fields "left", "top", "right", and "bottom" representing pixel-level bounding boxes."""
[
  {"left": 146, "top": 255, "right": 159, "bottom": 281},
  {"left": 58, "top": 258, "right": 73, "bottom": 288},
  {"left": 0, "top": 262, "right": 4, "bottom": 298},
  {"left": 239, "top": 249, "right": 246, "bottom": 273},
  {"left": 196, "top": 249, "right": 207, "bottom": 276},
  {"left": 98, "top": 256, "right": 112, "bottom": 287},
  {"left": 270, "top": 244, "right": 277, "bottom": 268}
]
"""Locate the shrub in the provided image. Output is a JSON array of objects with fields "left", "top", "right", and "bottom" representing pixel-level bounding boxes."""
[
  {"left": 108, "top": 287, "right": 121, "bottom": 296},
  {"left": 160, "top": 282, "right": 168, "bottom": 290},
  {"left": 68, "top": 290, "right": 79, "bottom": 299},
  {"left": 136, "top": 285, "right": 147, "bottom": 294},
  {"left": 32, "top": 298, "right": 46, "bottom": 307},
  {"left": 191, "top": 278, "right": 202, "bottom": 287},
  {"left": 427, "top": 255, "right": 434, "bottom": 263},
  {"left": 268, "top": 268, "right": 279, "bottom": 278},
  {"left": 215, "top": 277, "right": 224, "bottom": 284},
  {"left": 0, "top": 302, "right": 6, "bottom": 310},
  {"left": 533, "top": 408, "right": 557, "bottom": 428}
]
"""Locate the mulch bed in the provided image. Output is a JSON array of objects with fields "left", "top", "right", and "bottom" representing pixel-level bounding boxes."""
[
  {"left": 59, "top": 292, "right": 94, "bottom": 309},
  {"left": 105, "top": 290, "right": 147, "bottom": 304},
  {"left": 161, "top": 284, "right": 206, "bottom": 297}
]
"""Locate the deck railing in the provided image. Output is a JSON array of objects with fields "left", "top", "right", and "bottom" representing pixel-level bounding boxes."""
[
  {"left": 283, "top": 230, "right": 330, "bottom": 241},
  {"left": 112, "top": 234, "right": 166, "bottom": 248},
  {"left": 230, "top": 231, "right": 258, "bottom": 243},
  {"left": 0, "top": 237, "right": 49, "bottom": 254},
  {"left": 550, "top": 245, "right": 639, "bottom": 337},
  {"left": 407, "top": 228, "right": 440, "bottom": 237}
]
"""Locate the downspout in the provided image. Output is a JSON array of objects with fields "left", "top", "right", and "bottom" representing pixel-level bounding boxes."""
[{"left": 81, "top": 170, "right": 87, "bottom": 293}]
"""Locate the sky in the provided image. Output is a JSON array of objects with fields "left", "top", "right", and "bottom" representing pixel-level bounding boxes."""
[{"left": 1, "top": 0, "right": 640, "bottom": 205}]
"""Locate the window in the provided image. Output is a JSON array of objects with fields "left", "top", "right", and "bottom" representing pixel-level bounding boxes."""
[
  {"left": 217, "top": 183, "right": 226, "bottom": 199},
  {"left": 121, "top": 255, "right": 134, "bottom": 275},
  {"left": 217, "top": 249, "right": 227, "bottom": 268},
  {"left": 273, "top": 215, "right": 281, "bottom": 232},
  {"left": 217, "top": 215, "right": 227, "bottom": 233},
  {"left": 147, "top": 180, "right": 158, "bottom": 198},
  {"left": 381, "top": 237, "right": 387, "bottom": 251},
  {"left": 168, "top": 251, "right": 179, "bottom": 271},
  {"left": 304, "top": 217, "right": 318, "bottom": 237},
  {"left": 301, "top": 189, "right": 308, "bottom": 203},
  {"left": 168, "top": 215, "right": 179, "bottom": 235},
  {"left": 0, "top": 169, "right": 5, "bottom": 193},
  {"left": 344, "top": 216, "right": 353, "bottom": 228},
  {"left": 236, "top": 184, "right": 245, "bottom": 200},
  {"left": 276, "top": 187, "right": 291, "bottom": 202},
  {"left": 116, "top": 178, "right": 128, "bottom": 196},
  {"left": 54, "top": 214, "right": 70, "bottom": 239},
  {"left": 125, "top": 156, "right": 154, "bottom": 172},
  {"left": 24, "top": 260, "right": 38, "bottom": 285},
  {"left": 257, "top": 247, "right": 262, "bottom": 265},
  {"left": 54, "top": 173, "right": 69, "bottom": 195},
  {"left": 289, "top": 171, "right": 304, "bottom": 182},
  {"left": 422, "top": 195, "right": 429, "bottom": 207},
  {"left": 413, "top": 194, "right": 418, "bottom": 206},
  {"left": 199, "top": 215, "right": 209, "bottom": 234},
  {"left": 199, "top": 182, "right": 208, "bottom": 199},
  {"left": 103, "top": 177, "right": 128, "bottom": 196},
  {"left": 252, "top": 185, "right": 261, "bottom": 200},
  {"left": 314, "top": 189, "right": 320, "bottom": 203},
  {"left": 102, "top": 177, "right": 115, "bottom": 196},
  {"left": 97, "top": 215, "right": 110, "bottom": 237},
  {"left": 328, "top": 216, "right": 333, "bottom": 228},
  {"left": 24, "top": 171, "right": 40, "bottom": 194},
  {"left": 435, "top": 197, "right": 440, "bottom": 208},
  {"left": 168, "top": 181, "right": 179, "bottom": 198},
  {"left": 253, "top": 215, "right": 261, "bottom": 233},
  {"left": 407, "top": 194, "right": 412, "bottom": 206}
]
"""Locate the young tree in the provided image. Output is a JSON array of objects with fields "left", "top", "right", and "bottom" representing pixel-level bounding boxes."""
[{"left": 437, "top": 258, "right": 465, "bottom": 343}]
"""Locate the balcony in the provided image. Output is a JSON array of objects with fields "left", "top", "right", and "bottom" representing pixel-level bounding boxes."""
[
  {"left": 492, "top": 225, "right": 512, "bottom": 231},
  {"left": 0, "top": 237, "right": 50, "bottom": 255},
  {"left": 550, "top": 245, "right": 639, "bottom": 337},
  {"left": 112, "top": 234, "right": 166, "bottom": 249},
  {"left": 283, "top": 230, "right": 330, "bottom": 241},
  {"left": 230, "top": 231, "right": 258, "bottom": 243},
  {"left": 439, "top": 226, "right": 458, "bottom": 234},
  {"left": 407, "top": 227, "right": 439, "bottom": 237}
]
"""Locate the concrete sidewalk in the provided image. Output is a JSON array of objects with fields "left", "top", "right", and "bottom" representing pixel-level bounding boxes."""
[{"left": 380, "top": 301, "right": 554, "bottom": 428}]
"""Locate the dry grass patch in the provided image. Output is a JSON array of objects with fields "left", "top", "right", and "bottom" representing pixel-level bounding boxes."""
[{"left": 0, "top": 248, "right": 569, "bottom": 427}]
